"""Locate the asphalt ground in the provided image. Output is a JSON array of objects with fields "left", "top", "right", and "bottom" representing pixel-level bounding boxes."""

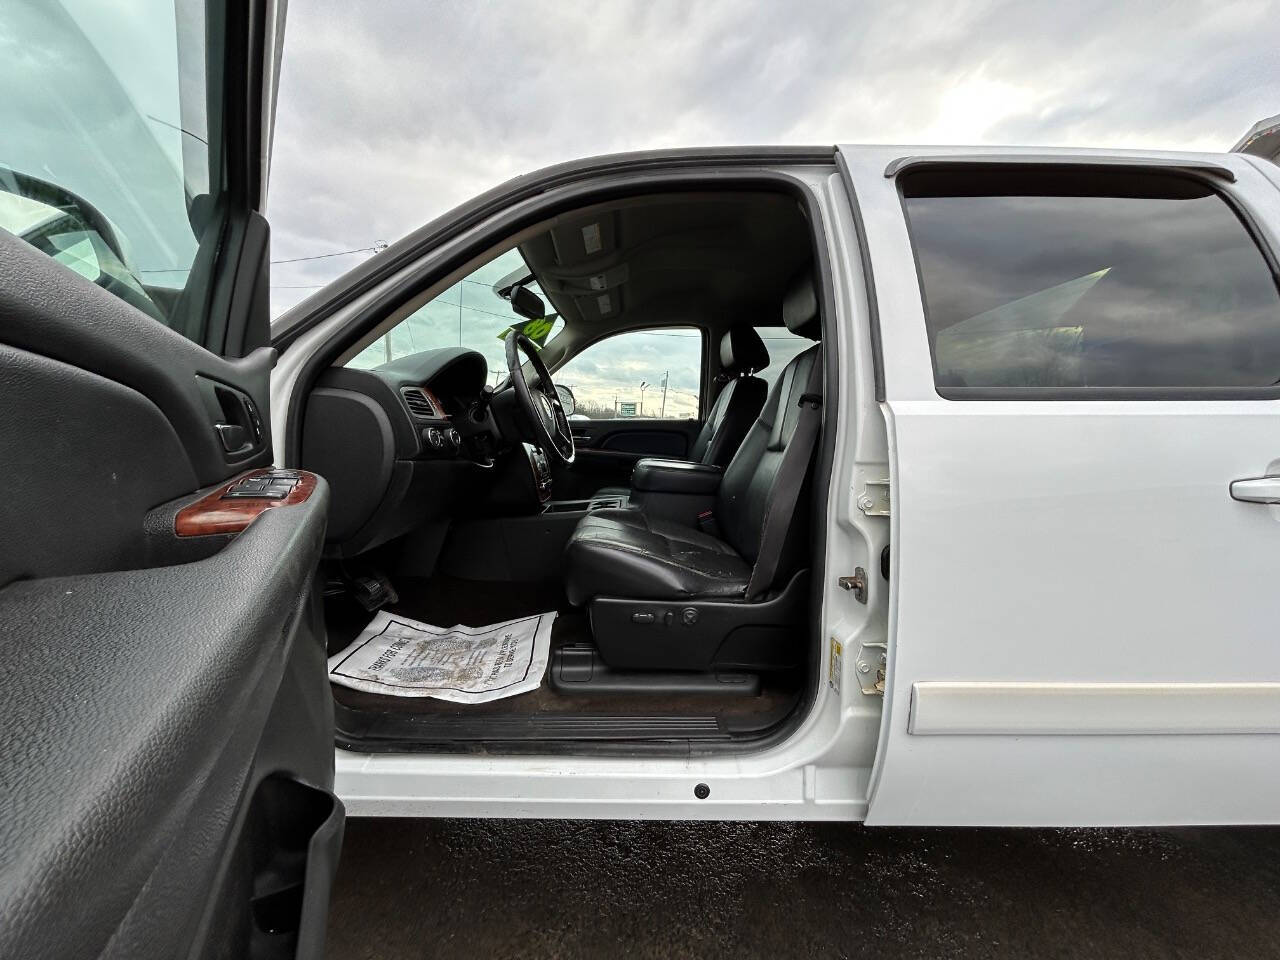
[{"left": 325, "top": 817, "right": 1280, "bottom": 959}]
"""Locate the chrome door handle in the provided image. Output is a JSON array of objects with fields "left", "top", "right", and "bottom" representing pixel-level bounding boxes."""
[{"left": 1230, "top": 476, "right": 1280, "bottom": 503}]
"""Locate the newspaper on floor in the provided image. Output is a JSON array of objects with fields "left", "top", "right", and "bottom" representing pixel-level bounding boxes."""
[{"left": 328, "top": 610, "right": 556, "bottom": 703}]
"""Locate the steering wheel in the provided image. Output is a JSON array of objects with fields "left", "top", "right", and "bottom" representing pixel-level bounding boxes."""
[{"left": 505, "top": 332, "right": 575, "bottom": 465}]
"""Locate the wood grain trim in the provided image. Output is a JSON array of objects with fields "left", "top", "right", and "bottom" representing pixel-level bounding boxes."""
[
  {"left": 421, "top": 386, "right": 450, "bottom": 419},
  {"left": 175, "top": 469, "right": 319, "bottom": 537}
]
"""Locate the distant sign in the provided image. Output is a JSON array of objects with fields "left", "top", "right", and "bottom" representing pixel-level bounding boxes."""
[{"left": 618, "top": 402, "right": 637, "bottom": 418}]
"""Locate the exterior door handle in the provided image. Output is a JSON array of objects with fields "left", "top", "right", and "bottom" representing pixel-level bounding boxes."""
[{"left": 1230, "top": 476, "right": 1280, "bottom": 503}]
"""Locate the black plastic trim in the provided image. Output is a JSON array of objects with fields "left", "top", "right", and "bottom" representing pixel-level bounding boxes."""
[{"left": 884, "top": 154, "right": 1238, "bottom": 182}]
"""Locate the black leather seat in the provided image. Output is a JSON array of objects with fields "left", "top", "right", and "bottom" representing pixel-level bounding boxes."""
[
  {"left": 566, "top": 275, "right": 821, "bottom": 616},
  {"left": 594, "top": 327, "right": 768, "bottom": 499}
]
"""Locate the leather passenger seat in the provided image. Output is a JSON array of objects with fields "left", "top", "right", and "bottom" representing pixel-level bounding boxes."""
[{"left": 563, "top": 273, "right": 823, "bottom": 671}]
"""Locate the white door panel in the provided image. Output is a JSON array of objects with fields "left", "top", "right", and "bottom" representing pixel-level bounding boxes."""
[
  {"left": 869, "top": 400, "right": 1280, "bottom": 824},
  {"left": 840, "top": 147, "right": 1280, "bottom": 826}
]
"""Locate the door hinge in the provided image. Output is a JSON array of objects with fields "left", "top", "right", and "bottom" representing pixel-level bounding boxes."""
[
  {"left": 855, "top": 640, "right": 887, "bottom": 696},
  {"left": 857, "top": 478, "right": 890, "bottom": 517},
  {"left": 838, "top": 568, "right": 867, "bottom": 603}
]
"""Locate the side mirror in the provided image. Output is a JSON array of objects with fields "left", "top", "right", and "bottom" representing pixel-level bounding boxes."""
[
  {"left": 508, "top": 283, "right": 546, "bottom": 321},
  {"left": 555, "top": 384, "right": 576, "bottom": 416}
]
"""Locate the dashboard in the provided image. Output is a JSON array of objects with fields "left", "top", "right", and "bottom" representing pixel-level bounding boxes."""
[{"left": 300, "top": 347, "right": 501, "bottom": 556}]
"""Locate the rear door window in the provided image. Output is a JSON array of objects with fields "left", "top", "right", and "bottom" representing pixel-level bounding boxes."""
[{"left": 901, "top": 168, "right": 1280, "bottom": 394}]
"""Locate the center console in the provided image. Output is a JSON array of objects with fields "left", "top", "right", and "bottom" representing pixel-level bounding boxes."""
[
  {"left": 522, "top": 442, "right": 553, "bottom": 504},
  {"left": 627, "top": 458, "right": 722, "bottom": 527}
]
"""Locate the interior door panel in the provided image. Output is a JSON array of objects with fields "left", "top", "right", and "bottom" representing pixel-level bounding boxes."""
[
  {"left": 554, "top": 417, "right": 700, "bottom": 497},
  {"left": 0, "top": 230, "right": 341, "bottom": 956}
]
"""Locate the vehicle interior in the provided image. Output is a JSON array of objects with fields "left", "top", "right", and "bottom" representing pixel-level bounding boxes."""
[{"left": 301, "top": 188, "right": 831, "bottom": 752}]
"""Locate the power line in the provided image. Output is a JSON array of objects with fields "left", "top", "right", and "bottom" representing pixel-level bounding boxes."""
[
  {"left": 146, "top": 114, "right": 208, "bottom": 145},
  {"left": 143, "top": 242, "right": 388, "bottom": 275},
  {"left": 272, "top": 244, "right": 386, "bottom": 264}
]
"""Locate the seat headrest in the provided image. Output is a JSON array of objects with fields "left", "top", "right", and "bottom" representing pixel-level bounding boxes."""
[
  {"left": 719, "top": 326, "right": 770, "bottom": 374},
  {"left": 782, "top": 272, "right": 821, "bottom": 339}
]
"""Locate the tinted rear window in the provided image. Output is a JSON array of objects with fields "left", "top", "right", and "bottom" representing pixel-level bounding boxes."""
[{"left": 901, "top": 169, "right": 1280, "bottom": 392}]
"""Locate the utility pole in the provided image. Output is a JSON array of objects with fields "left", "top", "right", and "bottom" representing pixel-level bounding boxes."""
[{"left": 659, "top": 371, "right": 668, "bottom": 418}]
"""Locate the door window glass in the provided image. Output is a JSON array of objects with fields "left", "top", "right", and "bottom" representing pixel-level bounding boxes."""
[
  {"left": 345, "top": 247, "right": 565, "bottom": 384},
  {"left": 1, "top": 0, "right": 217, "bottom": 337},
  {"left": 901, "top": 169, "right": 1280, "bottom": 392},
  {"left": 555, "top": 328, "right": 703, "bottom": 419}
]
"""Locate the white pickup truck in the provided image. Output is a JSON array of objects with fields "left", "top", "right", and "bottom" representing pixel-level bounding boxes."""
[
  {"left": 4, "top": 0, "right": 1280, "bottom": 955},
  {"left": 296, "top": 130, "right": 1280, "bottom": 829}
]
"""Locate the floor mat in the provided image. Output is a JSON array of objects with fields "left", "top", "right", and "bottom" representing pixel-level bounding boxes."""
[{"left": 328, "top": 610, "right": 555, "bottom": 703}]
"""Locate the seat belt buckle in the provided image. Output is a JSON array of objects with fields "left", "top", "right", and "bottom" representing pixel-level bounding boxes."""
[
  {"left": 798, "top": 393, "right": 822, "bottom": 409},
  {"left": 697, "top": 509, "right": 721, "bottom": 537}
]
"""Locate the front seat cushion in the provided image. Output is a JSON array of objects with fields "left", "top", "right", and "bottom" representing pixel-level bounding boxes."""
[{"left": 564, "top": 508, "right": 751, "bottom": 606}]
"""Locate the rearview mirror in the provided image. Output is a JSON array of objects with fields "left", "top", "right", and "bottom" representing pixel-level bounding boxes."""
[
  {"left": 555, "top": 384, "right": 576, "bottom": 416},
  {"left": 508, "top": 283, "right": 546, "bottom": 320}
]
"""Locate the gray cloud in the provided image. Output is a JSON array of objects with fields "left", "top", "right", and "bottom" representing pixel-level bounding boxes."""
[{"left": 267, "top": 0, "right": 1280, "bottom": 314}]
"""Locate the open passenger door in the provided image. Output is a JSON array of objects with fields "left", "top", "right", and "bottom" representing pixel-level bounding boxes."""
[{"left": 0, "top": 2, "right": 343, "bottom": 957}]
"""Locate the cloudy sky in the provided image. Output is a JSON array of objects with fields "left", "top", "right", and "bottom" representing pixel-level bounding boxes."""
[
  {"left": 262, "top": 0, "right": 1278, "bottom": 414},
  {"left": 267, "top": 0, "right": 1279, "bottom": 314}
]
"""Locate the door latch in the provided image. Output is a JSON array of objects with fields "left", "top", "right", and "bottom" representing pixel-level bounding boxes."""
[
  {"left": 838, "top": 568, "right": 867, "bottom": 604},
  {"left": 857, "top": 478, "right": 890, "bottom": 517},
  {"left": 855, "top": 640, "right": 887, "bottom": 695}
]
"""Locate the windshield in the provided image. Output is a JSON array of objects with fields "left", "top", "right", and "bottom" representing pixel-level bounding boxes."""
[
  {"left": 346, "top": 247, "right": 565, "bottom": 384},
  {"left": 0, "top": 0, "right": 214, "bottom": 337}
]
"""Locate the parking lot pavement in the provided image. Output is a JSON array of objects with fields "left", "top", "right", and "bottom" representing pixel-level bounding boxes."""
[{"left": 326, "top": 818, "right": 1280, "bottom": 959}]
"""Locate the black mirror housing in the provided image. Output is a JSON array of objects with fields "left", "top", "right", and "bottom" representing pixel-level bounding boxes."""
[{"left": 508, "top": 283, "right": 546, "bottom": 320}]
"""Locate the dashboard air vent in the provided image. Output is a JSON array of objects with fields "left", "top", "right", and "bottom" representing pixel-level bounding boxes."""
[{"left": 401, "top": 387, "right": 437, "bottom": 419}]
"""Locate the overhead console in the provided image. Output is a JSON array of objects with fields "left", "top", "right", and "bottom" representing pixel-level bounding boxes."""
[{"left": 301, "top": 348, "right": 496, "bottom": 557}]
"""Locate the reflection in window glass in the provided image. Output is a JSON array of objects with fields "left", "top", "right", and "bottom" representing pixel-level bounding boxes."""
[
  {"left": 902, "top": 170, "right": 1280, "bottom": 390},
  {"left": 555, "top": 328, "right": 702, "bottom": 420},
  {"left": 0, "top": 0, "right": 214, "bottom": 336},
  {"left": 346, "top": 247, "right": 564, "bottom": 384}
]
